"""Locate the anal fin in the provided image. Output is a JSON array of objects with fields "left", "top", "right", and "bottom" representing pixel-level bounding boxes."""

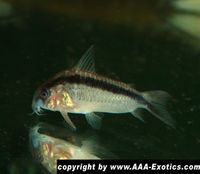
[{"left": 85, "top": 112, "right": 102, "bottom": 129}]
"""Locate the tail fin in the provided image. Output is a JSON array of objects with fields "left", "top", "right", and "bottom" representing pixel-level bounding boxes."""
[
  {"left": 168, "top": 0, "right": 200, "bottom": 39},
  {"left": 142, "top": 90, "right": 176, "bottom": 128}
]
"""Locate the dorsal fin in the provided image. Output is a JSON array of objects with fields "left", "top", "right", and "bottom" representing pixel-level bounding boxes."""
[{"left": 75, "top": 45, "right": 95, "bottom": 72}]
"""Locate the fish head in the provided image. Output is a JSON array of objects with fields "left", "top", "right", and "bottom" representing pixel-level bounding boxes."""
[
  {"left": 32, "top": 85, "right": 52, "bottom": 115},
  {"left": 29, "top": 124, "right": 48, "bottom": 163},
  {"left": 29, "top": 124, "right": 58, "bottom": 173},
  {"left": 32, "top": 83, "right": 64, "bottom": 115},
  {"left": 30, "top": 123, "right": 75, "bottom": 173},
  {"left": 32, "top": 77, "right": 75, "bottom": 115}
]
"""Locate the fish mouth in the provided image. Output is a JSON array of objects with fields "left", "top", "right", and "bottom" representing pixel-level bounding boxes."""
[{"left": 32, "top": 98, "right": 45, "bottom": 116}]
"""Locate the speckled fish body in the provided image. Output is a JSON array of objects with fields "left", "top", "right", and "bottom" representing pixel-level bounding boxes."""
[
  {"left": 32, "top": 46, "right": 175, "bottom": 130},
  {"left": 45, "top": 70, "right": 144, "bottom": 114}
]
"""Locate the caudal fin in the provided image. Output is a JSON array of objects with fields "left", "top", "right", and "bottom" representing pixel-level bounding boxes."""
[{"left": 142, "top": 90, "right": 176, "bottom": 128}]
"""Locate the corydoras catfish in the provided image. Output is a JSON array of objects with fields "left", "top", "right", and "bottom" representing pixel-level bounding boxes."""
[
  {"left": 30, "top": 124, "right": 100, "bottom": 174},
  {"left": 32, "top": 46, "right": 175, "bottom": 130}
]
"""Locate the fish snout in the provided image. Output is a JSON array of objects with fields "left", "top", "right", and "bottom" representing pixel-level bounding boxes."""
[{"left": 32, "top": 98, "right": 44, "bottom": 115}]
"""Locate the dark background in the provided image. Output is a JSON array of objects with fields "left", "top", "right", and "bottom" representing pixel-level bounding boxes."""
[{"left": 0, "top": 0, "right": 200, "bottom": 173}]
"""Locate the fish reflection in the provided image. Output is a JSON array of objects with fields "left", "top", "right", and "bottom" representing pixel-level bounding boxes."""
[{"left": 29, "top": 123, "right": 100, "bottom": 174}]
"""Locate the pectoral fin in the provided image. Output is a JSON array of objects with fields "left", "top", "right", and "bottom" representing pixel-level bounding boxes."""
[
  {"left": 61, "top": 112, "right": 76, "bottom": 131},
  {"left": 85, "top": 112, "right": 102, "bottom": 129}
]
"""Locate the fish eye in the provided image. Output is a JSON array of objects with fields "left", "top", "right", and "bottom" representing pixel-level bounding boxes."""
[{"left": 40, "top": 88, "right": 49, "bottom": 99}]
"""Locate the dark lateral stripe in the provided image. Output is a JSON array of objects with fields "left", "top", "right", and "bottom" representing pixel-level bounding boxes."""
[{"left": 46, "top": 74, "right": 144, "bottom": 101}]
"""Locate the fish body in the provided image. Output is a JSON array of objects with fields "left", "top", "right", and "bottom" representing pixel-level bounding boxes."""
[
  {"left": 32, "top": 46, "right": 175, "bottom": 130},
  {"left": 45, "top": 70, "right": 143, "bottom": 114},
  {"left": 30, "top": 124, "right": 100, "bottom": 174}
]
